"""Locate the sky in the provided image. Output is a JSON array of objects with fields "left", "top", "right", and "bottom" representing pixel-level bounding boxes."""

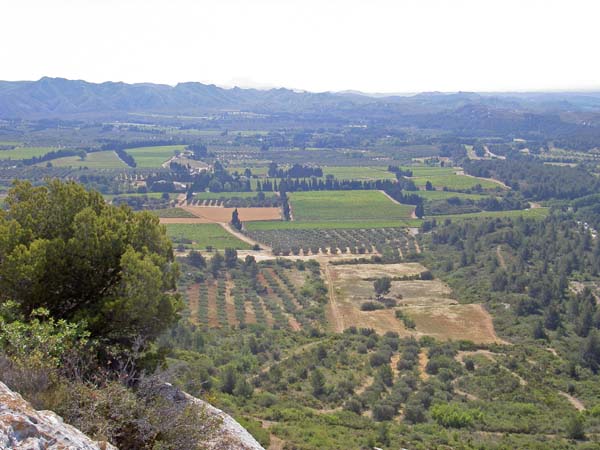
[{"left": 1, "top": 0, "right": 599, "bottom": 93}]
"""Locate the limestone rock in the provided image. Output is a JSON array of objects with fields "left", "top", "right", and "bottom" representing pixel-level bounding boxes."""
[
  {"left": 157, "top": 383, "right": 265, "bottom": 450},
  {"left": 0, "top": 381, "right": 117, "bottom": 450}
]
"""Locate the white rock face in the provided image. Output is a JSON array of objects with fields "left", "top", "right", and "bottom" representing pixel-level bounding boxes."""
[
  {"left": 157, "top": 383, "right": 265, "bottom": 450},
  {"left": 0, "top": 380, "right": 264, "bottom": 450},
  {"left": 0, "top": 381, "right": 117, "bottom": 450}
]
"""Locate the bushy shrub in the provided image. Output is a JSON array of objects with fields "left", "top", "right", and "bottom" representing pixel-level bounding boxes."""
[
  {"left": 431, "top": 403, "right": 481, "bottom": 428},
  {"left": 372, "top": 403, "right": 396, "bottom": 421},
  {"left": 361, "top": 301, "right": 385, "bottom": 311}
]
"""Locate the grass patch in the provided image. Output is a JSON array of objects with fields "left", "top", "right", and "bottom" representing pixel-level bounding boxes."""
[
  {"left": 0, "top": 146, "right": 58, "bottom": 160},
  {"left": 321, "top": 166, "right": 396, "bottom": 180},
  {"left": 48, "top": 150, "right": 127, "bottom": 169},
  {"left": 165, "top": 223, "right": 251, "bottom": 250},
  {"left": 289, "top": 190, "right": 414, "bottom": 222},
  {"left": 153, "top": 208, "right": 197, "bottom": 218},
  {"left": 411, "top": 174, "right": 503, "bottom": 190},
  {"left": 126, "top": 145, "right": 187, "bottom": 168},
  {"left": 434, "top": 207, "right": 549, "bottom": 221},
  {"left": 401, "top": 166, "right": 457, "bottom": 177},
  {"left": 415, "top": 190, "right": 490, "bottom": 201}
]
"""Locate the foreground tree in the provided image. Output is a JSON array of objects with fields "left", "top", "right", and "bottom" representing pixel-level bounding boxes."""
[{"left": 0, "top": 180, "right": 182, "bottom": 368}]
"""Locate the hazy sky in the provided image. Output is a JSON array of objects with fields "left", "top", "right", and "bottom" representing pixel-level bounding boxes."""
[{"left": 2, "top": 0, "right": 599, "bottom": 93}]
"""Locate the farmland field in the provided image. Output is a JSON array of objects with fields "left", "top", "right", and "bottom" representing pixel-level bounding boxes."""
[
  {"left": 321, "top": 166, "right": 396, "bottom": 180},
  {"left": 48, "top": 150, "right": 127, "bottom": 168},
  {"left": 189, "top": 191, "right": 280, "bottom": 207},
  {"left": 246, "top": 227, "right": 420, "bottom": 257},
  {"left": 165, "top": 223, "right": 252, "bottom": 249},
  {"left": 153, "top": 207, "right": 197, "bottom": 218},
  {"left": 193, "top": 191, "right": 277, "bottom": 200},
  {"left": 126, "top": 145, "right": 187, "bottom": 168},
  {"left": 183, "top": 260, "right": 324, "bottom": 330},
  {"left": 326, "top": 262, "right": 502, "bottom": 343},
  {"left": 401, "top": 166, "right": 457, "bottom": 177},
  {"left": 289, "top": 190, "right": 414, "bottom": 221},
  {"left": 181, "top": 206, "right": 281, "bottom": 222},
  {"left": 245, "top": 219, "right": 422, "bottom": 230},
  {"left": 414, "top": 190, "right": 489, "bottom": 201},
  {"left": 0, "top": 146, "right": 57, "bottom": 160},
  {"left": 435, "top": 207, "right": 549, "bottom": 221},
  {"left": 411, "top": 174, "right": 504, "bottom": 190}
]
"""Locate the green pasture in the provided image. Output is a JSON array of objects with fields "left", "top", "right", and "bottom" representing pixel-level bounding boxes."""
[
  {"left": 126, "top": 145, "right": 187, "bottom": 168},
  {"left": 434, "top": 207, "right": 549, "bottom": 221},
  {"left": 321, "top": 166, "right": 396, "bottom": 180},
  {"left": 289, "top": 190, "right": 414, "bottom": 222},
  {"left": 0, "top": 146, "right": 58, "bottom": 160},
  {"left": 165, "top": 223, "right": 251, "bottom": 250},
  {"left": 415, "top": 190, "right": 490, "bottom": 201},
  {"left": 48, "top": 150, "right": 127, "bottom": 169},
  {"left": 411, "top": 174, "right": 504, "bottom": 190}
]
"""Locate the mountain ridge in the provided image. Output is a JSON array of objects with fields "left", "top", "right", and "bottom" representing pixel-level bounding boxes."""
[{"left": 2, "top": 77, "right": 600, "bottom": 119}]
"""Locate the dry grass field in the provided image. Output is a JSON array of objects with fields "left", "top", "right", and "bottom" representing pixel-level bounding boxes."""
[{"left": 326, "top": 262, "right": 502, "bottom": 343}]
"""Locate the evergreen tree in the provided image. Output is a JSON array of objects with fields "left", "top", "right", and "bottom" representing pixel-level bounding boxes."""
[
  {"left": 311, "top": 369, "right": 326, "bottom": 397},
  {"left": 230, "top": 208, "right": 243, "bottom": 231}
]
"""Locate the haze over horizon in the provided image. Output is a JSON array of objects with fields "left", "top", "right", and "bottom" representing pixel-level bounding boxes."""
[{"left": 2, "top": 0, "right": 600, "bottom": 93}]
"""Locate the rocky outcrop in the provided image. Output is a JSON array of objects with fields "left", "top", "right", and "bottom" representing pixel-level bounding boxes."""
[
  {"left": 0, "top": 381, "right": 116, "bottom": 450},
  {"left": 157, "top": 383, "right": 265, "bottom": 450},
  {"left": 0, "top": 380, "right": 264, "bottom": 450}
]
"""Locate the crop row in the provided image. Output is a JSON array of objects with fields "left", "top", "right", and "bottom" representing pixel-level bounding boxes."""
[
  {"left": 246, "top": 227, "right": 417, "bottom": 257},
  {"left": 261, "top": 269, "right": 303, "bottom": 327},
  {"left": 187, "top": 198, "right": 280, "bottom": 207}
]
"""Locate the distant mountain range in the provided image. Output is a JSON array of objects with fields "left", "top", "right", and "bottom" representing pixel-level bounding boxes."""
[{"left": 1, "top": 77, "right": 600, "bottom": 119}]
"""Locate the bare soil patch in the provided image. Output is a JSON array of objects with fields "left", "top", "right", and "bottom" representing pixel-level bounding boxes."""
[
  {"left": 408, "top": 304, "right": 503, "bottom": 344},
  {"left": 206, "top": 281, "right": 219, "bottom": 328},
  {"left": 183, "top": 206, "right": 281, "bottom": 222},
  {"left": 333, "top": 263, "right": 425, "bottom": 282},
  {"left": 496, "top": 245, "right": 507, "bottom": 269},
  {"left": 559, "top": 391, "right": 586, "bottom": 411},
  {"left": 224, "top": 276, "right": 238, "bottom": 327},
  {"left": 186, "top": 284, "right": 200, "bottom": 324},
  {"left": 418, "top": 350, "right": 429, "bottom": 381}
]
